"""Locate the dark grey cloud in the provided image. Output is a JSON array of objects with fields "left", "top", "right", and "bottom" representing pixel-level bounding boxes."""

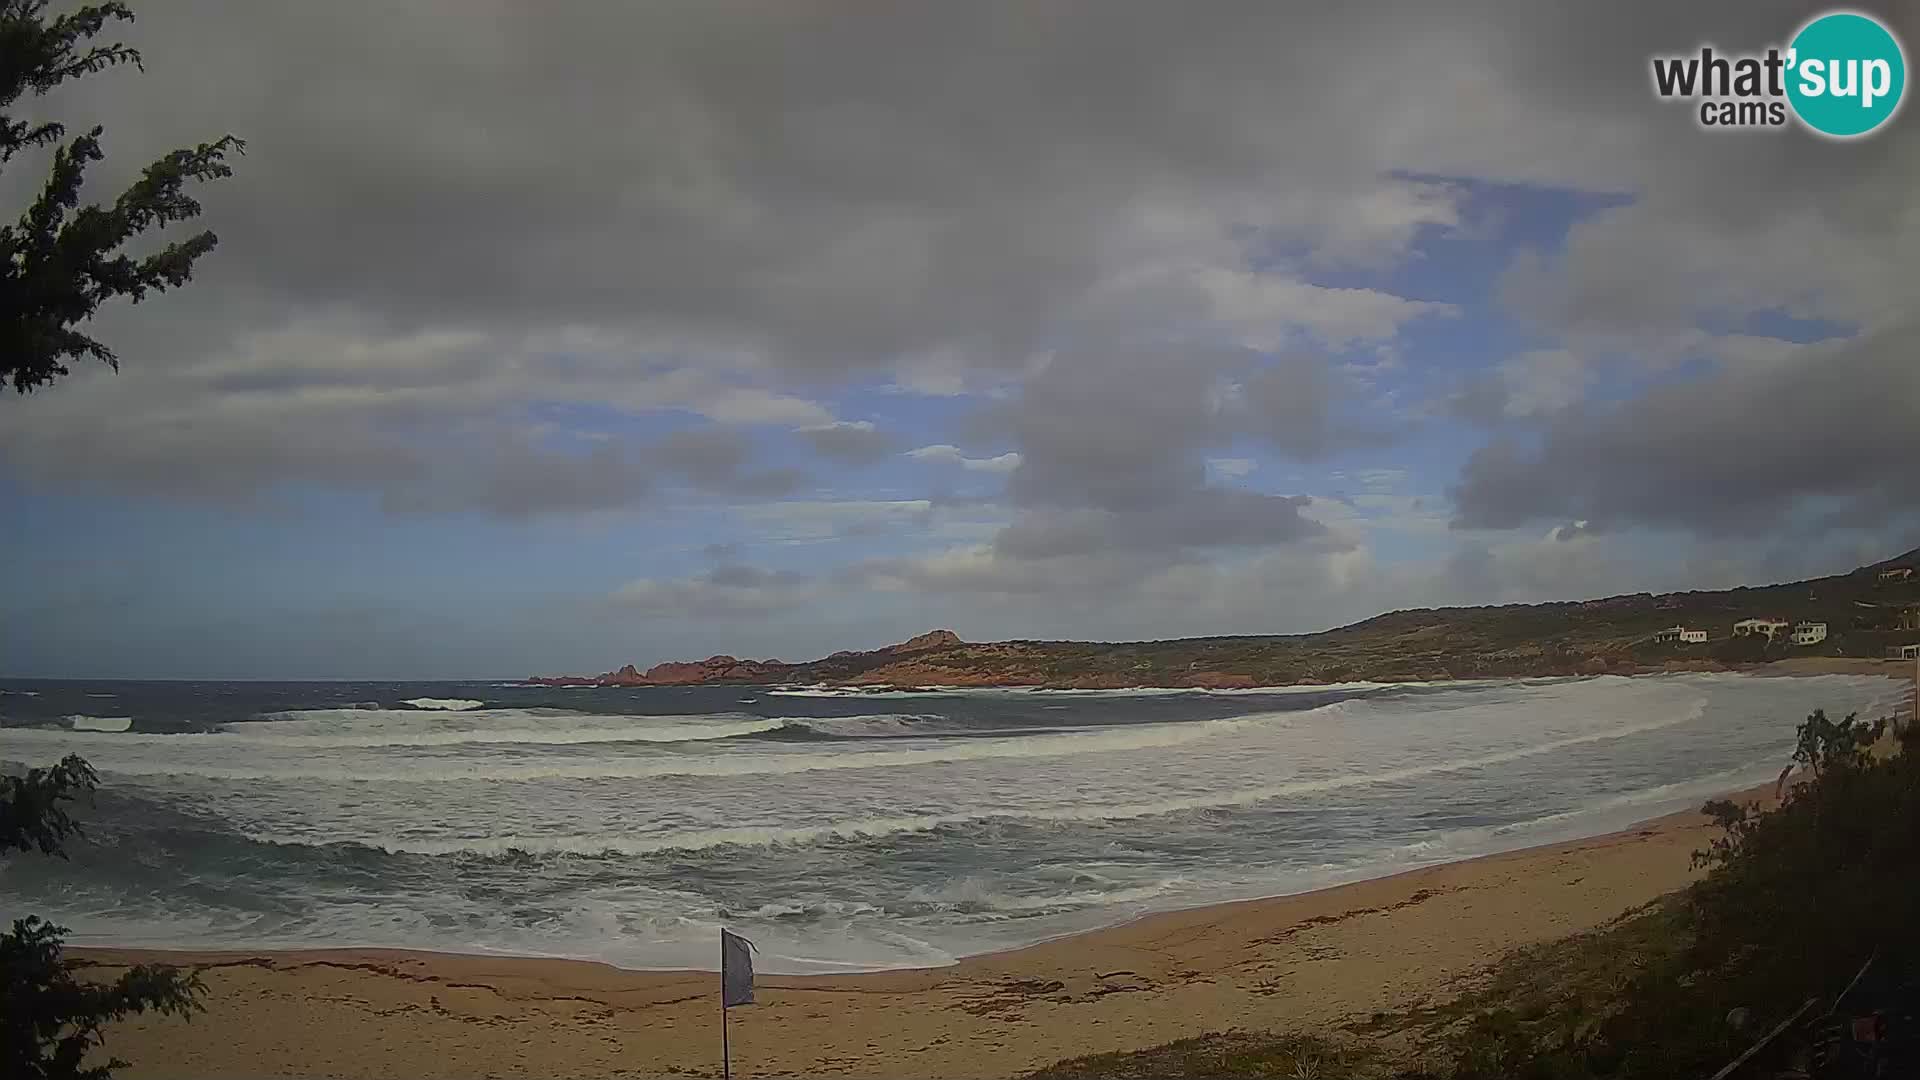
[
  {"left": 1452, "top": 328, "right": 1920, "bottom": 536},
  {"left": 652, "top": 428, "right": 807, "bottom": 498},
  {"left": 979, "top": 345, "right": 1351, "bottom": 568},
  {"left": 1448, "top": 376, "right": 1512, "bottom": 428},
  {"left": 703, "top": 564, "right": 807, "bottom": 589},
  {"left": 125, "top": 4, "right": 1491, "bottom": 348},
  {"left": 0, "top": 372, "right": 804, "bottom": 514},
  {"left": 995, "top": 494, "right": 1325, "bottom": 560},
  {"left": 383, "top": 439, "right": 655, "bottom": 518},
  {"left": 0, "top": 0, "right": 1914, "bottom": 635},
  {"left": 611, "top": 564, "right": 816, "bottom": 616},
  {"left": 1004, "top": 345, "right": 1249, "bottom": 513},
  {"left": 1237, "top": 356, "right": 1396, "bottom": 459}
]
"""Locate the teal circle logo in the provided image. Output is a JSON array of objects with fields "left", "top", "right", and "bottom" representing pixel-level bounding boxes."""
[{"left": 1787, "top": 11, "right": 1907, "bottom": 138}]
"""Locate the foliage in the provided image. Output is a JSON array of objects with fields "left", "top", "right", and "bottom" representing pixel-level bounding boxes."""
[
  {"left": 1028, "top": 1031, "right": 1394, "bottom": 1080},
  {"left": 0, "top": 753, "right": 96, "bottom": 855},
  {"left": 1027, "top": 706, "right": 1917, "bottom": 1079},
  {"left": 1, "top": 0, "right": 242, "bottom": 393},
  {"left": 727, "top": 548, "right": 1920, "bottom": 689},
  {"left": 2, "top": 4, "right": 225, "bottom": 1073},
  {"left": 1438, "top": 707, "right": 1915, "bottom": 1078},
  {"left": 1, "top": 754, "right": 205, "bottom": 1079},
  {"left": 1, "top": 916, "right": 203, "bottom": 1080},
  {"left": 1, "top": 753, "right": 206, "bottom": 1079}
]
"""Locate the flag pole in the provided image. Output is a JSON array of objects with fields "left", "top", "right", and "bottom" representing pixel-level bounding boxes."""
[{"left": 720, "top": 926, "right": 753, "bottom": 1080}]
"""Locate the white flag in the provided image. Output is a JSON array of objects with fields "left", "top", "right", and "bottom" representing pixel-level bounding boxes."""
[{"left": 721, "top": 928, "right": 755, "bottom": 1007}]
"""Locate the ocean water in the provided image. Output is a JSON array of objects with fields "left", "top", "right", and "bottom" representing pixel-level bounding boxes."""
[{"left": 0, "top": 673, "right": 1904, "bottom": 974}]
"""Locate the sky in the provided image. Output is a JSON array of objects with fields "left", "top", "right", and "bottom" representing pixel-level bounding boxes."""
[{"left": 3, "top": 1, "right": 1918, "bottom": 679}]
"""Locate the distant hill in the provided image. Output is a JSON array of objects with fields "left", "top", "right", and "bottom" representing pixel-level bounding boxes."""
[{"left": 529, "top": 548, "right": 1920, "bottom": 689}]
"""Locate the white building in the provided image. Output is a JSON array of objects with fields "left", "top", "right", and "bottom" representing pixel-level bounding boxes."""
[
  {"left": 1880, "top": 567, "right": 1913, "bottom": 584},
  {"left": 1889, "top": 643, "right": 1920, "bottom": 660},
  {"left": 1680, "top": 628, "right": 1709, "bottom": 644},
  {"left": 1732, "top": 618, "right": 1791, "bottom": 640},
  {"left": 1653, "top": 626, "right": 1708, "bottom": 644},
  {"left": 1790, "top": 621, "right": 1828, "bottom": 646}
]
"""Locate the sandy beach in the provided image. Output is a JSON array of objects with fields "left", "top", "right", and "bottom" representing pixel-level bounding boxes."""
[
  {"left": 56, "top": 659, "right": 1912, "bottom": 1079},
  {"left": 74, "top": 791, "right": 1768, "bottom": 1080}
]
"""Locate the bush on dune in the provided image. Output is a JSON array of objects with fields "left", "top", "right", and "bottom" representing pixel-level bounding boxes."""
[
  {"left": 1030, "top": 707, "right": 1919, "bottom": 1079},
  {"left": 1426, "top": 708, "right": 1916, "bottom": 1078}
]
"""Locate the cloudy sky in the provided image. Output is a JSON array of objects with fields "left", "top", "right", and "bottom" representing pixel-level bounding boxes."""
[{"left": 4, "top": 1, "right": 1917, "bottom": 678}]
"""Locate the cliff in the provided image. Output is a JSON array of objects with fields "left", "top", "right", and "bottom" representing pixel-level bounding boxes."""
[{"left": 527, "top": 548, "right": 1920, "bottom": 689}]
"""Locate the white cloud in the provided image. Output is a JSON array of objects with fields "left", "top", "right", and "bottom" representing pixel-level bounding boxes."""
[
  {"left": 906, "top": 445, "right": 1024, "bottom": 473},
  {"left": 701, "top": 387, "right": 832, "bottom": 426}
]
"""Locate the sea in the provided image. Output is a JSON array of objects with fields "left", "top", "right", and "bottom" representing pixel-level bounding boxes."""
[{"left": 0, "top": 672, "right": 1905, "bottom": 974}]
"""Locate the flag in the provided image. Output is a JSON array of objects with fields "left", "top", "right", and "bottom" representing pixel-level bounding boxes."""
[{"left": 721, "top": 928, "right": 755, "bottom": 1007}]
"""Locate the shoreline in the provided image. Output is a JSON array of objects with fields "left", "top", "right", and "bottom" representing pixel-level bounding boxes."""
[
  {"left": 63, "top": 662, "right": 1910, "bottom": 1078},
  {"left": 5, "top": 655, "right": 1901, "bottom": 691},
  {"left": 522, "top": 656, "right": 1909, "bottom": 692},
  {"left": 77, "top": 790, "right": 1778, "bottom": 1080}
]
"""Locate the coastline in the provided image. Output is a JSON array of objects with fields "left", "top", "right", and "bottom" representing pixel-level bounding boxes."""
[
  {"left": 529, "top": 655, "right": 1910, "bottom": 692},
  {"left": 77, "top": 792, "right": 1772, "bottom": 1080},
  {"left": 62, "top": 661, "right": 1911, "bottom": 1078}
]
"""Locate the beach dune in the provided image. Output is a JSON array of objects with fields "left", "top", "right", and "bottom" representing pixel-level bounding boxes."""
[{"left": 77, "top": 796, "right": 1754, "bottom": 1080}]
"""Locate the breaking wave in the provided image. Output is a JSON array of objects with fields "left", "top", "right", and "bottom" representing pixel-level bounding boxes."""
[
  {"left": 71, "top": 709, "right": 1293, "bottom": 782},
  {"left": 249, "top": 703, "right": 1704, "bottom": 856},
  {"left": 400, "top": 698, "right": 484, "bottom": 711},
  {"left": 5, "top": 671, "right": 1905, "bottom": 975},
  {"left": 0, "top": 710, "right": 790, "bottom": 750}
]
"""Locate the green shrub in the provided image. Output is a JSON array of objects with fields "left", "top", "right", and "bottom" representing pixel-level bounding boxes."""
[
  {"left": 1028, "top": 708, "right": 1917, "bottom": 1079},
  {"left": 1460, "top": 708, "right": 1916, "bottom": 1078}
]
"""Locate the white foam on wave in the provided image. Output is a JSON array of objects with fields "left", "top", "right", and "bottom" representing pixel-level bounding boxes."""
[
  {"left": 768, "top": 680, "right": 1413, "bottom": 699},
  {"left": 85, "top": 708, "right": 1298, "bottom": 783},
  {"left": 18, "top": 671, "right": 1907, "bottom": 976},
  {"left": 898, "top": 876, "right": 1192, "bottom": 917},
  {"left": 67, "top": 715, "right": 132, "bottom": 733},
  {"left": 281, "top": 702, "right": 1706, "bottom": 856},
  {"left": 220, "top": 716, "right": 788, "bottom": 749},
  {"left": 789, "top": 713, "right": 960, "bottom": 738},
  {"left": 1487, "top": 756, "right": 1789, "bottom": 839},
  {"left": 401, "top": 698, "right": 484, "bottom": 711},
  {"left": 0, "top": 709, "right": 789, "bottom": 750}
]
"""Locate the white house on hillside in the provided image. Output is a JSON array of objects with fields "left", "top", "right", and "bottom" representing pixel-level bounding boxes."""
[
  {"left": 1790, "top": 621, "right": 1828, "bottom": 646},
  {"left": 1732, "top": 618, "right": 1790, "bottom": 641},
  {"left": 1880, "top": 567, "right": 1914, "bottom": 584},
  {"left": 1680, "top": 628, "right": 1708, "bottom": 643},
  {"left": 1653, "top": 626, "right": 1708, "bottom": 644}
]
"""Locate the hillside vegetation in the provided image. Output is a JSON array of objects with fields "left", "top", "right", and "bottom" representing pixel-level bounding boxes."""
[{"left": 539, "top": 548, "right": 1920, "bottom": 687}]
